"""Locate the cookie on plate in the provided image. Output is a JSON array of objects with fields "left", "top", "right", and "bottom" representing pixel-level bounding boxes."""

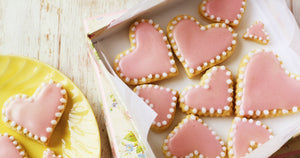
[
  {"left": 162, "top": 115, "right": 226, "bottom": 158},
  {"left": 199, "top": 0, "right": 246, "bottom": 27},
  {"left": 243, "top": 21, "right": 269, "bottom": 45},
  {"left": 227, "top": 117, "right": 273, "bottom": 158},
  {"left": 2, "top": 80, "right": 68, "bottom": 145},
  {"left": 179, "top": 66, "right": 234, "bottom": 117},
  {"left": 0, "top": 133, "right": 28, "bottom": 158},
  {"left": 134, "top": 84, "right": 178, "bottom": 132},
  {"left": 167, "top": 15, "right": 237, "bottom": 78},
  {"left": 114, "top": 19, "right": 178, "bottom": 85},
  {"left": 236, "top": 50, "right": 300, "bottom": 118}
]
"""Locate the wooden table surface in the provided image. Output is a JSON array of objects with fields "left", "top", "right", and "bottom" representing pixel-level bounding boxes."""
[{"left": 0, "top": 0, "right": 300, "bottom": 157}]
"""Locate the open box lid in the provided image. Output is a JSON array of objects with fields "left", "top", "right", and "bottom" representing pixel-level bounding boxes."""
[
  {"left": 85, "top": 0, "right": 168, "bottom": 40},
  {"left": 85, "top": 0, "right": 300, "bottom": 157}
]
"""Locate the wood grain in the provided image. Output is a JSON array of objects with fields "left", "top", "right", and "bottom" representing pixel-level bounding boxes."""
[
  {"left": 0, "top": 0, "right": 140, "bottom": 157},
  {"left": 0, "top": 0, "right": 299, "bottom": 157}
]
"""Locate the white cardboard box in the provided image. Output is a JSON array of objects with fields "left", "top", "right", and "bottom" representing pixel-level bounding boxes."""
[{"left": 85, "top": 0, "right": 300, "bottom": 157}]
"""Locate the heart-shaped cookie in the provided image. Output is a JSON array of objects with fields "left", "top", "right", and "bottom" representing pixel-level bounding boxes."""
[
  {"left": 2, "top": 80, "right": 68, "bottom": 145},
  {"left": 236, "top": 50, "right": 300, "bottom": 118},
  {"left": 43, "top": 149, "right": 62, "bottom": 158},
  {"left": 0, "top": 133, "right": 28, "bottom": 158},
  {"left": 179, "top": 66, "right": 233, "bottom": 117},
  {"left": 227, "top": 117, "right": 273, "bottom": 158},
  {"left": 114, "top": 19, "right": 178, "bottom": 85},
  {"left": 162, "top": 115, "right": 226, "bottom": 158},
  {"left": 134, "top": 84, "right": 178, "bottom": 132},
  {"left": 199, "top": 0, "right": 246, "bottom": 27},
  {"left": 167, "top": 15, "right": 237, "bottom": 78},
  {"left": 243, "top": 21, "right": 269, "bottom": 45}
]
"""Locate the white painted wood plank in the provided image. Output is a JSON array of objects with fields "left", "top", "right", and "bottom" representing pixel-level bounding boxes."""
[{"left": 292, "top": 0, "right": 300, "bottom": 26}]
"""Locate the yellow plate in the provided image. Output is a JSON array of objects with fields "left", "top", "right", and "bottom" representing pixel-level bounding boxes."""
[{"left": 0, "top": 55, "right": 100, "bottom": 158}]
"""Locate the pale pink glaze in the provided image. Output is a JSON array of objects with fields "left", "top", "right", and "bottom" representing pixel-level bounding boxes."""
[
  {"left": 205, "top": 0, "right": 244, "bottom": 21},
  {"left": 241, "top": 51, "right": 300, "bottom": 112},
  {"left": 119, "top": 22, "right": 172, "bottom": 78},
  {"left": 43, "top": 149, "right": 61, "bottom": 158},
  {"left": 233, "top": 120, "right": 270, "bottom": 157},
  {"left": 137, "top": 87, "right": 174, "bottom": 124},
  {"left": 5, "top": 83, "right": 64, "bottom": 138},
  {"left": 167, "top": 119, "right": 222, "bottom": 157},
  {"left": 246, "top": 22, "right": 267, "bottom": 40},
  {"left": 173, "top": 19, "right": 233, "bottom": 68},
  {"left": 0, "top": 135, "right": 23, "bottom": 158},
  {"left": 184, "top": 69, "right": 230, "bottom": 109}
]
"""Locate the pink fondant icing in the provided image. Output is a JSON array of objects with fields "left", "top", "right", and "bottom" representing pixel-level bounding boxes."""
[
  {"left": 232, "top": 120, "right": 271, "bottom": 157},
  {"left": 184, "top": 68, "right": 231, "bottom": 109},
  {"left": 4, "top": 83, "right": 65, "bottom": 138},
  {"left": 0, "top": 135, "right": 23, "bottom": 158},
  {"left": 173, "top": 19, "right": 233, "bottom": 68},
  {"left": 43, "top": 149, "right": 61, "bottom": 158},
  {"left": 167, "top": 119, "right": 222, "bottom": 157},
  {"left": 118, "top": 22, "right": 173, "bottom": 79},
  {"left": 205, "top": 0, "right": 244, "bottom": 21},
  {"left": 241, "top": 51, "right": 300, "bottom": 112},
  {"left": 136, "top": 86, "right": 175, "bottom": 125},
  {"left": 245, "top": 22, "right": 267, "bottom": 40}
]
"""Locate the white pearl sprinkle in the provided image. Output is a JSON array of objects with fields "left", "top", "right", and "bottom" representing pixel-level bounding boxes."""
[
  {"left": 222, "top": 51, "right": 227, "bottom": 56},
  {"left": 202, "top": 107, "right": 206, "bottom": 113},
  {"left": 197, "top": 66, "right": 202, "bottom": 71},
  {"left": 248, "top": 110, "right": 254, "bottom": 116},
  {"left": 189, "top": 68, "right": 194, "bottom": 73},
  {"left": 226, "top": 79, "right": 232, "bottom": 84},
  {"left": 163, "top": 73, "right": 167, "bottom": 77},
  {"left": 167, "top": 114, "right": 172, "bottom": 119},
  {"left": 51, "top": 120, "right": 57, "bottom": 125},
  {"left": 209, "top": 108, "right": 214, "bottom": 114},
  {"left": 256, "top": 121, "right": 262, "bottom": 126},
  {"left": 192, "top": 108, "right": 197, "bottom": 114},
  {"left": 224, "top": 106, "right": 230, "bottom": 111},
  {"left": 293, "top": 107, "right": 298, "bottom": 112},
  {"left": 239, "top": 110, "right": 245, "bottom": 116},
  {"left": 263, "top": 110, "right": 269, "bottom": 115},
  {"left": 40, "top": 136, "right": 47, "bottom": 142},
  {"left": 60, "top": 98, "right": 66, "bottom": 103},
  {"left": 170, "top": 68, "right": 176, "bottom": 73},
  {"left": 11, "top": 121, "right": 16, "bottom": 127},
  {"left": 184, "top": 106, "right": 189, "bottom": 111},
  {"left": 256, "top": 110, "right": 261, "bottom": 116}
]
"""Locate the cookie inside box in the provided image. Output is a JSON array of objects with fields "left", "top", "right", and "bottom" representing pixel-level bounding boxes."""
[{"left": 92, "top": 0, "right": 300, "bottom": 157}]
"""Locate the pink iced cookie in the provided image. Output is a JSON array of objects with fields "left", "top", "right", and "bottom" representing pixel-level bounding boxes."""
[
  {"left": 162, "top": 115, "right": 226, "bottom": 158},
  {"left": 43, "top": 149, "right": 62, "bottom": 158},
  {"left": 228, "top": 117, "right": 273, "bottom": 158},
  {"left": 134, "top": 84, "right": 178, "bottom": 132},
  {"left": 2, "top": 80, "right": 68, "bottom": 145},
  {"left": 199, "top": 0, "right": 246, "bottom": 27},
  {"left": 243, "top": 21, "right": 269, "bottom": 45},
  {"left": 114, "top": 19, "right": 178, "bottom": 85},
  {"left": 236, "top": 50, "right": 300, "bottom": 118},
  {"left": 167, "top": 15, "right": 237, "bottom": 78},
  {"left": 0, "top": 133, "right": 28, "bottom": 158},
  {"left": 180, "top": 66, "right": 234, "bottom": 117}
]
